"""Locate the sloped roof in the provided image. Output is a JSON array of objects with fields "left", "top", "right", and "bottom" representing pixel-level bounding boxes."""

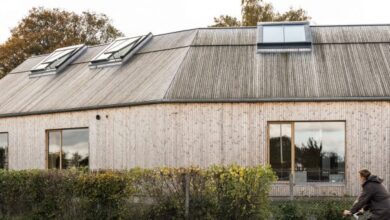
[{"left": 2, "top": 24, "right": 390, "bottom": 117}]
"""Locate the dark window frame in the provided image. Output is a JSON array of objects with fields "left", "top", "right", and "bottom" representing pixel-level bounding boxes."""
[
  {"left": 267, "top": 121, "right": 346, "bottom": 184},
  {"left": 46, "top": 127, "right": 90, "bottom": 170}
]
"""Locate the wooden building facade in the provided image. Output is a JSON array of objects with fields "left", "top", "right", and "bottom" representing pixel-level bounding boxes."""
[{"left": 1, "top": 23, "right": 390, "bottom": 196}]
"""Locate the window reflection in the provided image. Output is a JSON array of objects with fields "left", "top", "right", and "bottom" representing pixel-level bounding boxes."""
[
  {"left": 0, "top": 133, "right": 8, "bottom": 169},
  {"left": 47, "top": 128, "right": 89, "bottom": 169},
  {"left": 62, "top": 129, "right": 89, "bottom": 169},
  {"left": 48, "top": 131, "right": 61, "bottom": 169},
  {"left": 269, "top": 123, "right": 292, "bottom": 181},
  {"left": 295, "top": 122, "right": 345, "bottom": 183}
]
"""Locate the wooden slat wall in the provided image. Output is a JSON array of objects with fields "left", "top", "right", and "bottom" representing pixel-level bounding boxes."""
[
  {"left": 0, "top": 101, "right": 389, "bottom": 196},
  {"left": 166, "top": 44, "right": 390, "bottom": 99}
]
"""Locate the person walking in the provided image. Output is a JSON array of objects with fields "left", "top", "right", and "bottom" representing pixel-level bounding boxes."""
[{"left": 343, "top": 169, "right": 390, "bottom": 220}]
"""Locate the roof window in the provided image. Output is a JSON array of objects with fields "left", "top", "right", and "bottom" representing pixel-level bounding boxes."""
[
  {"left": 90, "top": 33, "right": 153, "bottom": 68},
  {"left": 30, "top": 44, "right": 86, "bottom": 77},
  {"left": 257, "top": 21, "right": 312, "bottom": 53}
]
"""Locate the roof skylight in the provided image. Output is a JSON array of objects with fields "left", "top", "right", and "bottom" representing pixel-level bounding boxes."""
[
  {"left": 30, "top": 44, "right": 86, "bottom": 77},
  {"left": 90, "top": 33, "right": 153, "bottom": 68},
  {"left": 257, "top": 21, "right": 312, "bottom": 53}
]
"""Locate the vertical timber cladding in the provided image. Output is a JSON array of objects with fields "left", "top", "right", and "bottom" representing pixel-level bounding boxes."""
[{"left": 0, "top": 101, "right": 389, "bottom": 196}]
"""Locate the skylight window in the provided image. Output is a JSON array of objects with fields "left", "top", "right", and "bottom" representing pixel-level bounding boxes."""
[
  {"left": 257, "top": 21, "right": 312, "bottom": 53},
  {"left": 90, "top": 33, "right": 153, "bottom": 68},
  {"left": 30, "top": 44, "right": 86, "bottom": 77}
]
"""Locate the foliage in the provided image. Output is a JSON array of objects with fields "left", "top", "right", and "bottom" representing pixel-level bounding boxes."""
[
  {"left": 0, "top": 165, "right": 276, "bottom": 219},
  {"left": 0, "top": 7, "right": 123, "bottom": 77},
  {"left": 270, "top": 198, "right": 371, "bottom": 220},
  {"left": 207, "top": 165, "right": 276, "bottom": 219},
  {"left": 211, "top": 0, "right": 310, "bottom": 27}
]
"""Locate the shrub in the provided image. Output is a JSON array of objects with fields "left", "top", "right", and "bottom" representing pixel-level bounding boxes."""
[
  {"left": 270, "top": 198, "right": 371, "bottom": 220},
  {"left": 0, "top": 165, "right": 276, "bottom": 219}
]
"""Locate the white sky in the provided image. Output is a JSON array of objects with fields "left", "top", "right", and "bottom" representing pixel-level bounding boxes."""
[{"left": 1, "top": 0, "right": 390, "bottom": 44}]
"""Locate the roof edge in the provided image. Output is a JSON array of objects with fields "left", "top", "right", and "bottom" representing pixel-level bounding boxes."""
[{"left": 1, "top": 97, "right": 389, "bottom": 118}]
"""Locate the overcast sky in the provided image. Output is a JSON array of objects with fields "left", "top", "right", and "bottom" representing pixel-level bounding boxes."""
[{"left": 1, "top": 0, "right": 390, "bottom": 43}]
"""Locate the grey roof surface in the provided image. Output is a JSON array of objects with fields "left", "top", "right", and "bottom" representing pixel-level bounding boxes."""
[{"left": 2, "top": 25, "right": 390, "bottom": 116}]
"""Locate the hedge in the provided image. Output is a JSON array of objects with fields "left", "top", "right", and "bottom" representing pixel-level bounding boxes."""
[
  {"left": 270, "top": 198, "right": 370, "bottom": 220},
  {"left": 0, "top": 166, "right": 363, "bottom": 219},
  {"left": 0, "top": 165, "right": 276, "bottom": 219}
]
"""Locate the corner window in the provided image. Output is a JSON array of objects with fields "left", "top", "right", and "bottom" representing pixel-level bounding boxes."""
[
  {"left": 268, "top": 122, "right": 345, "bottom": 183},
  {"left": 47, "top": 128, "right": 89, "bottom": 169},
  {"left": 0, "top": 133, "right": 8, "bottom": 169},
  {"left": 257, "top": 22, "right": 312, "bottom": 53}
]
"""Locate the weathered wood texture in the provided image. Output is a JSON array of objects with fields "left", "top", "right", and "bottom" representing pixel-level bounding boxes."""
[
  {"left": 3, "top": 25, "right": 390, "bottom": 118},
  {"left": 0, "top": 101, "right": 389, "bottom": 197}
]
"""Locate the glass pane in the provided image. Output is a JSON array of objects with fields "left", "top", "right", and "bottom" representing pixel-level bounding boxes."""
[
  {"left": 94, "top": 53, "right": 112, "bottom": 62},
  {"left": 105, "top": 37, "right": 139, "bottom": 53},
  {"left": 295, "top": 122, "right": 345, "bottom": 183},
  {"left": 62, "top": 129, "right": 89, "bottom": 169},
  {"left": 263, "top": 26, "right": 284, "bottom": 43},
  {"left": 269, "top": 123, "right": 292, "bottom": 181},
  {"left": 48, "top": 131, "right": 61, "bottom": 169},
  {"left": 0, "top": 133, "right": 8, "bottom": 169},
  {"left": 49, "top": 53, "right": 73, "bottom": 69},
  {"left": 284, "top": 25, "right": 306, "bottom": 42},
  {"left": 33, "top": 63, "right": 49, "bottom": 71},
  {"left": 113, "top": 42, "right": 136, "bottom": 59},
  {"left": 44, "top": 49, "right": 74, "bottom": 63}
]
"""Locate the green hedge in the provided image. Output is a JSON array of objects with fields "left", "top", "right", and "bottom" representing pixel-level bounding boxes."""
[
  {"left": 0, "top": 165, "right": 276, "bottom": 219},
  {"left": 270, "top": 198, "right": 362, "bottom": 220},
  {"left": 0, "top": 167, "right": 365, "bottom": 219}
]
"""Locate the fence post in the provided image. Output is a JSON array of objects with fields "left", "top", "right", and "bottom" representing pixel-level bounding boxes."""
[
  {"left": 289, "top": 172, "right": 294, "bottom": 200},
  {"left": 185, "top": 173, "right": 190, "bottom": 219}
]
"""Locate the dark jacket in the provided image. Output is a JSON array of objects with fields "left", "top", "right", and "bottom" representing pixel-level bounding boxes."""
[{"left": 350, "top": 175, "right": 390, "bottom": 220}]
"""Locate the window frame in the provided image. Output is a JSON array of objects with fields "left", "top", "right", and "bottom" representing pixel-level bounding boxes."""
[
  {"left": 0, "top": 132, "right": 9, "bottom": 170},
  {"left": 257, "top": 21, "right": 312, "bottom": 53},
  {"left": 30, "top": 44, "right": 86, "bottom": 77},
  {"left": 46, "top": 127, "right": 90, "bottom": 170},
  {"left": 267, "top": 120, "right": 347, "bottom": 185},
  {"left": 89, "top": 33, "right": 153, "bottom": 69}
]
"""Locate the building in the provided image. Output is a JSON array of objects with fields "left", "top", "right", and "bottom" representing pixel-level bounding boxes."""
[{"left": 1, "top": 22, "right": 390, "bottom": 197}]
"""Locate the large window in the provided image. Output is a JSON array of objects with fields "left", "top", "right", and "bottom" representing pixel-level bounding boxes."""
[
  {"left": 257, "top": 21, "right": 312, "bottom": 53},
  {"left": 47, "top": 128, "right": 89, "bottom": 169},
  {"left": 0, "top": 133, "right": 8, "bottom": 169},
  {"left": 269, "top": 122, "right": 345, "bottom": 183}
]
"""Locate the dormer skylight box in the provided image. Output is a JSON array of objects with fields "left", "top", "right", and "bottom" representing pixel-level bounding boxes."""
[
  {"left": 89, "top": 32, "right": 153, "bottom": 68},
  {"left": 257, "top": 21, "right": 312, "bottom": 53},
  {"left": 30, "top": 44, "right": 86, "bottom": 77}
]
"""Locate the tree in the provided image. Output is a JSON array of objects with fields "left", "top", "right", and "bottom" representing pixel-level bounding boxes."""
[
  {"left": 211, "top": 0, "right": 310, "bottom": 27},
  {"left": 0, "top": 7, "right": 123, "bottom": 77}
]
